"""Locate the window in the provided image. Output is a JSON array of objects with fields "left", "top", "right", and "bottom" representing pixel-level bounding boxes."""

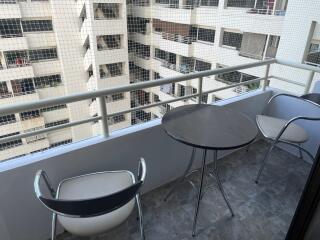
[
  {"left": 0, "top": 82, "right": 12, "bottom": 98},
  {"left": 34, "top": 74, "right": 62, "bottom": 89},
  {"left": 239, "top": 32, "right": 267, "bottom": 60},
  {"left": 5, "top": 50, "right": 29, "bottom": 67},
  {"left": 0, "top": 132, "right": 22, "bottom": 151},
  {"left": 195, "top": 60, "right": 211, "bottom": 71},
  {"left": 153, "top": 93, "right": 160, "bottom": 102},
  {"left": 40, "top": 104, "right": 67, "bottom": 112},
  {"left": 100, "top": 63, "right": 123, "bottom": 78},
  {"left": 94, "top": 3, "right": 120, "bottom": 19},
  {"left": 28, "top": 48, "right": 58, "bottom": 62},
  {"left": 0, "top": 19, "right": 22, "bottom": 38},
  {"left": 0, "top": 114, "right": 16, "bottom": 126},
  {"left": 106, "top": 93, "right": 125, "bottom": 102},
  {"left": 197, "top": 28, "right": 215, "bottom": 43},
  {"left": 177, "top": 84, "right": 185, "bottom": 97},
  {"left": 21, "top": 20, "right": 53, "bottom": 32},
  {"left": 11, "top": 78, "right": 35, "bottom": 95},
  {"left": 19, "top": 110, "right": 40, "bottom": 121},
  {"left": 49, "top": 139, "right": 72, "bottom": 148},
  {"left": 97, "top": 35, "right": 121, "bottom": 50},
  {"left": 222, "top": 31, "right": 243, "bottom": 49},
  {"left": 154, "top": 48, "right": 166, "bottom": 60},
  {"left": 306, "top": 42, "right": 320, "bottom": 66},
  {"left": 45, "top": 119, "right": 69, "bottom": 128},
  {"left": 200, "top": 0, "right": 219, "bottom": 7},
  {"left": 227, "top": 0, "right": 255, "bottom": 8},
  {"left": 107, "top": 114, "right": 125, "bottom": 125}
]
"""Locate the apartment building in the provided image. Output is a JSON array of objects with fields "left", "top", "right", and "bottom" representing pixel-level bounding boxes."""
[
  {"left": 0, "top": 0, "right": 131, "bottom": 161},
  {"left": 1, "top": 0, "right": 320, "bottom": 161},
  {"left": 127, "top": 0, "right": 288, "bottom": 120}
]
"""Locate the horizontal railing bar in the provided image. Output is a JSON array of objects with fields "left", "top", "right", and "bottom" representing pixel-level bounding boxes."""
[
  {"left": 0, "top": 59, "right": 276, "bottom": 116},
  {"left": 276, "top": 58, "right": 320, "bottom": 73},
  {"left": 107, "top": 93, "right": 200, "bottom": 117},
  {"left": 270, "top": 76, "right": 306, "bottom": 87},
  {"left": 0, "top": 116, "right": 101, "bottom": 144},
  {"left": 109, "top": 77, "right": 267, "bottom": 117}
]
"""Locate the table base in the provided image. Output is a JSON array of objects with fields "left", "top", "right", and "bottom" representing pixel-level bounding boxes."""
[{"left": 163, "top": 147, "right": 234, "bottom": 237}]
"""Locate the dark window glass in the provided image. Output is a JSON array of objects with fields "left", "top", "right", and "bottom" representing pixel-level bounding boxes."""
[{"left": 21, "top": 20, "right": 53, "bottom": 32}]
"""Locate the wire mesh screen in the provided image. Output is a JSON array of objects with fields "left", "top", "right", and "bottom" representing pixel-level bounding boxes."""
[{"left": 0, "top": 0, "right": 319, "bottom": 161}]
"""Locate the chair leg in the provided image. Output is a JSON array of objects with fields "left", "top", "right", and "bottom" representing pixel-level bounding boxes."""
[
  {"left": 298, "top": 143, "right": 304, "bottom": 160},
  {"left": 255, "top": 143, "right": 275, "bottom": 184},
  {"left": 136, "top": 194, "right": 145, "bottom": 240},
  {"left": 51, "top": 213, "right": 57, "bottom": 240}
]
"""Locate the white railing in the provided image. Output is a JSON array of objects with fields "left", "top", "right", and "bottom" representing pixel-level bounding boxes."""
[{"left": 1, "top": 58, "right": 320, "bottom": 144}]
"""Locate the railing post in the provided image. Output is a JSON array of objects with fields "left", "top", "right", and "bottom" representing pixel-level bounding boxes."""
[
  {"left": 198, "top": 77, "right": 203, "bottom": 104},
  {"left": 262, "top": 64, "right": 271, "bottom": 91},
  {"left": 98, "top": 96, "right": 109, "bottom": 137},
  {"left": 304, "top": 70, "right": 315, "bottom": 94}
]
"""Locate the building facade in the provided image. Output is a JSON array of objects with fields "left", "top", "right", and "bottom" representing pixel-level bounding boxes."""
[{"left": 1, "top": 0, "right": 320, "bottom": 161}]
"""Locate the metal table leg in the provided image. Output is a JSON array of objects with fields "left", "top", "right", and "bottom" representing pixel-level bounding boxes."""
[
  {"left": 213, "top": 150, "right": 234, "bottom": 217},
  {"left": 192, "top": 149, "right": 207, "bottom": 237},
  {"left": 164, "top": 147, "right": 196, "bottom": 201}
]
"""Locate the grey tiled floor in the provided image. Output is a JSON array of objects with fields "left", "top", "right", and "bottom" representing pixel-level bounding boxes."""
[{"left": 58, "top": 140, "right": 311, "bottom": 240}]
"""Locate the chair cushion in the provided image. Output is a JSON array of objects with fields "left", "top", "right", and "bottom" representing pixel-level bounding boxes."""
[
  {"left": 256, "top": 115, "right": 308, "bottom": 143},
  {"left": 57, "top": 171, "right": 135, "bottom": 236}
]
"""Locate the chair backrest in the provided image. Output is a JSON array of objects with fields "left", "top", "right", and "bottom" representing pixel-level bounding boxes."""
[
  {"left": 34, "top": 158, "right": 147, "bottom": 218},
  {"left": 301, "top": 93, "right": 320, "bottom": 106}
]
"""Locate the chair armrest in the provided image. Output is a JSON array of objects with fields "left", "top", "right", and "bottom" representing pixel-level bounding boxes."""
[
  {"left": 274, "top": 116, "right": 320, "bottom": 142},
  {"left": 34, "top": 170, "right": 56, "bottom": 199}
]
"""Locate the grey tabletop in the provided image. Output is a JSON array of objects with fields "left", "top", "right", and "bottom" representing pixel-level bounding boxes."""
[{"left": 162, "top": 104, "right": 258, "bottom": 150}]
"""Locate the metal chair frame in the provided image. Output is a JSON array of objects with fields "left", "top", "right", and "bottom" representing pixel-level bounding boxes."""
[
  {"left": 34, "top": 158, "right": 146, "bottom": 240},
  {"left": 255, "top": 93, "right": 320, "bottom": 183}
]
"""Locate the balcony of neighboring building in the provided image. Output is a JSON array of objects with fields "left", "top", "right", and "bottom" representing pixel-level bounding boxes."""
[
  {"left": 226, "top": 0, "right": 288, "bottom": 16},
  {"left": 91, "top": 2, "right": 126, "bottom": 35},
  {"left": 0, "top": 50, "right": 34, "bottom": 81},
  {"left": 127, "top": 0, "right": 151, "bottom": 18},
  {"left": 216, "top": 30, "right": 280, "bottom": 67},
  {"left": 153, "top": 0, "right": 195, "bottom": 24},
  {"left": 96, "top": 34, "right": 128, "bottom": 65},
  {"left": 0, "top": 1, "right": 21, "bottom": 19},
  {"left": 18, "top": 0, "right": 51, "bottom": 18},
  {"left": 129, "top": 63, "right": 150, "bottom": 84},
  {"left": 305, "top": 42, "right": 320, "bottom": 68},
  {"left": 0, "top": 114, "right": 22, "bottom": 136},
  {"left": 99, "top": 62, "right": 125, "bottom": 79}
]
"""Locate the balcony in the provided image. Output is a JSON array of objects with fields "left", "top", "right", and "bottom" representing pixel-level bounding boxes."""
[{"left": 0, "top": 59, "right": 319, "bottom": 240}]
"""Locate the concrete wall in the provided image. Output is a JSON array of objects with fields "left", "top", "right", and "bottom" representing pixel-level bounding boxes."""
[{"left": 0, "top": 90, "right": 271, "bottom": 240}]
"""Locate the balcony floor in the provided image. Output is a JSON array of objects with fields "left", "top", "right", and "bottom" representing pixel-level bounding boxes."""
[{"left": 58, "top": 140, "right": 311, "bottom": 240}]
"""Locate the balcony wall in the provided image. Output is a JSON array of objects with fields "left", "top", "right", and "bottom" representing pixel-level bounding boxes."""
[
  {"left": 0, "top": 91, "right": 39, "bottom": 105},
  {"left": 19, "top": 1, "right": 52, "bottom": 18},
  {"left": 0, "top": 90, "right": 273, "bottom": 240},
  {"left": 152, "top": 5, "right": 195, "bottom": 25},
  {"left": 37, "top": 85, "right": 65, "bottom": 99},
  {"left": 0, "top": 3, "right": 21, "bottom": 19},
  {"left": 32, "top": 60, "right": 61, "bottom": 76},
  {"left": 96, "top": 49, "right": 128, "bottom": 65},
  {"left": 0, "top": 66, "right": 34, "bottom": 82},
  {"left": 25, "top": 32, "right": 56, "bottom": 49},
  {"left": 0, "top": 37, "right": 28, "bottom": 51}
]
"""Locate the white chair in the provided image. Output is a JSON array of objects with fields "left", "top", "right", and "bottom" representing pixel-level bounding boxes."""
[
  {"left": 254, "top": 93, "right": 320, "bottom": 183},
  {"left": 34, "top": 158, "right": 146, "bottom": 240}
]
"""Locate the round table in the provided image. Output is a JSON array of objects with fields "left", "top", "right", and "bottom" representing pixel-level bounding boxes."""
[{"left": 162, "top": 104, "right": 258, "bottom": 237}]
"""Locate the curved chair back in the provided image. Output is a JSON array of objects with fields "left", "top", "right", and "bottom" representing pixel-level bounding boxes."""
[
  {"left": 34, "top": 158, "right": 147, "bottom": 218},
  {"left": 301, "top": 93, "right": 320, "bottom": 106}
]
